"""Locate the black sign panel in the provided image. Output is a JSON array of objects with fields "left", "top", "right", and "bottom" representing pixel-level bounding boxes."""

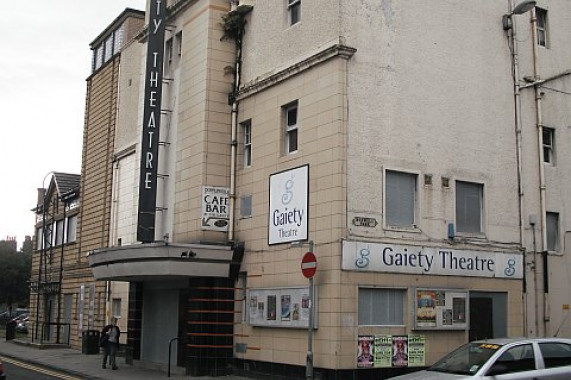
[{"left": 137, "top": 0, "right": 166, "bottom": 242}]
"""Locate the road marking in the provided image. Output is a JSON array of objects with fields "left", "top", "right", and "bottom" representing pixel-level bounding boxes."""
[{"left": 1, "top": 356, "right": 81, "bottom": 380}]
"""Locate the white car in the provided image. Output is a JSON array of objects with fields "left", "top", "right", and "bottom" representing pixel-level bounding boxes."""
[{"left": 388, "top": 338, "right": 571, "bottom": 379}]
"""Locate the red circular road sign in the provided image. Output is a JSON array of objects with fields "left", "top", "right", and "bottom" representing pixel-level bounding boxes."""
[{"left": 301, "top": 251, "right": 317, "bottom": 278}]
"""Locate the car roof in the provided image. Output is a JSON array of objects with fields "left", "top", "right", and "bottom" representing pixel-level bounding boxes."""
[{"left": 471, "top": 337, "right": 571, "bottom": 346}]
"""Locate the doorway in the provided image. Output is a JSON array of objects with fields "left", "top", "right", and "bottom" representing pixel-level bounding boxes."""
[{"left": 469, "top": 292, "right": 507, "bottom": 341}]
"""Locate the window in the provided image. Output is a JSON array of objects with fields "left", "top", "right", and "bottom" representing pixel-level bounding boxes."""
[
  {"left": 539, "top": 342, "right": 571, "bottom": 368},
  {"left": 546, "top": 212, "right": 559, "bottom": 251},
  {"left": 456, "top": 181, "right": 483, "bottom": 233},
  {"left": 359, "top": 288, "right": 406, "bottom": 325},
  {"left": 489, "top": 344, "right": 536, "bottom": 375},
  {"left": 66, "top": 215, "right": 77, "bottom": 243},
  {"left": 242, "top": 120, "right": 252, "bottom": 167},
  {"left": 288, "top": 0, "right": 301, "bottom": 26},
  {"left": 284, "top": 102, "right": 298, "bottom": 154},
  {"left": 386, "top": 170, "right": 417, "bottom": 227},
  {"left": 104, "top": 34, "right": 114, "bottom": 62},
  {"left": 94, "top": 45, "right": 104, "bottom": 70},
  {"left": 543, "top": 127, "right": 554, "bottom": 164},
  {"left": 114, "top": 25, "right": 125, "bottom": 55},
  {"left": 55, "top": 219, "right": 65, "bottom": 246},
  {"left": 35, "top": 227, "right": 43, "bottom": 250},
  {"left": 240, "top": 195, "right": 252, "bottom": 218},
  {"left": 536, "top": 8, "right": 548, "bottom": 47},
  {"left": 112, "top": 298, "right": 122, "bottom": 318}
]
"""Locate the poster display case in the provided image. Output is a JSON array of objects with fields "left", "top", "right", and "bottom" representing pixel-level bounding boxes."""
[
  {"left": 414, "top": 288, "right": 468, "bottom": 330},
  {"left": 248, "top": 286, "right": 318, "bottom": 328}
]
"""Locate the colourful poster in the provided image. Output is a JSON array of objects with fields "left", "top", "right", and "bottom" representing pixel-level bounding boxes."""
[
  {"left": 357, "top": 336, "right": 374, "bottom": 367},
  {"left": 392, "top": 336, "right": 408, "bottom": 367},
  {"left": 408, "top": 335, "right": 426, "bottom": 367},
  {"left": 374, "top": 336, "right": 392, "bottom": 367},
  {"left": 416, "top": 290, "right": 438, "bottom": 327},
  {"left": 281, "top": 295, "right": 291, "bottom": 321}
]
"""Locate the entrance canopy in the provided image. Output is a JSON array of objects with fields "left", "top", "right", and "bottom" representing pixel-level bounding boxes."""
[{"left": 87, "top": 243, "right": 243, "bottom": 281}]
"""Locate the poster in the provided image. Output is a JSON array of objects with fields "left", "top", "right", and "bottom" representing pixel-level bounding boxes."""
[
  {"left": 408, "top": 336, "right": 426, "bottom": 367},
  {"left": 267, "top": 295, "right": 276, "bottom": 320},
  {"left": 357, "top": 336, "right": 374, "bottom": 367},
  {"left": 374, "top": 336, "right": 392, "bottom": 367},
  {"left": 249, "top": 295, "right": 258, "bottom": 318},
  {"left": 281, "top": 295, "right": 291, "bottom": 321},
  {"left": 392, "top": 336, "right": 408, "bottom": 367},
  {"left": 416, "top": 290, "right": 439, "bottom": 327}
]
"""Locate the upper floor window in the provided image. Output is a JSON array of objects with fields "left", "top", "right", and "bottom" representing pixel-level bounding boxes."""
[
  {"left": 456, "top": 181, "right": 483, "bottom": 233},
  {"left": 385, "top": 170, "right": 417, "bottom": 228},
  {"left": 55, "top": 219, "right": 65, "bottom": 246},
  {"left": 288, "top": 0, "right": 301, "bottom": 26},
  {"left": 543, "top": 127, "right": 555, "bottom": 165},
  {"left": 536, "top": 8, "right": 548, "bottom": 47},
  {"left": 66, "top": 215, "right": 77, "bottom": 243},
  {"left": 546, "top": 212, "right": 559, "bottom": 251},
  {"left": 284, "top": 102, "right": 298, "bottom": 154},
  {"left": 242, "top": 120, "right": 252, "bottom": 167}
]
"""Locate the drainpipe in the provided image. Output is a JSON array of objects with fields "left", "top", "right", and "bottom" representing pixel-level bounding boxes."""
[
  {"left": 507, "top": 0, "right": 528, "bottom": 332},
  {"left": 228, "top": 2, "right": 245, "bottom": 243},
  {"left": 530, "top": 8, "right": 549, "bottom": 336}
]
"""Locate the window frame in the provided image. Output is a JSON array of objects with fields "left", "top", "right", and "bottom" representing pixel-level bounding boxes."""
[
  {"left": 542, "top": 127, "right": 555, "bottom": 165},
  {"left": 546, "top": 212, "right": 559, "bottom": 251},
  {"left": 55, "top": 219, "right": 65, "bottom": 246},
  {"left": 288, "top": 0, "right": 301, "bottom": 26},
  {"left": 384, "top": 169, "right": 419, "bottom": 229},
  {"left": 535, "top": 7, "right": 548, "bottom": 48},
  {"left": 284, "top": 102, "right": 299, "bottom": 155},
  {"left": 66, "top": 214, "right": 77, "bottom": 243},
  {"left": 242, "top": 119, "right": 252, "bottom": 168},
  {"left": 358, "top": 287, "right": 407, "bottom": 326},
  {"left": 455, "top": 180, "right": 484, "bottom": 235}
]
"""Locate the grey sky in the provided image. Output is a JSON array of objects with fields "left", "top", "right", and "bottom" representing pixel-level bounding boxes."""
[{"left": 0, "top": 1, "right": 146, "bottom": 248}]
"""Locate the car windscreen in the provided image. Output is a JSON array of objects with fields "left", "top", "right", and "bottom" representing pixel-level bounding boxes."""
[{"left": 428, "top": 342, "right": 503, "bottom": 375}]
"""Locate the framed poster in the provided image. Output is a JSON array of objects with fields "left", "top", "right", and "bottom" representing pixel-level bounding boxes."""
[
  {"left": 414, "top": 288, "right": 468, "bottom": 330},
  {"left": 248, "top": 286, "right": 318, "bottom": 328}
]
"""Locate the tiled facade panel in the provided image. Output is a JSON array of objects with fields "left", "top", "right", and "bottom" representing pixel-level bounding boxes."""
[
  {"left": 171, "top": 1, "right": 234, "bottom": 242},
  {"left": 232, "top": 58, "right": 349, "bottom": 369}
]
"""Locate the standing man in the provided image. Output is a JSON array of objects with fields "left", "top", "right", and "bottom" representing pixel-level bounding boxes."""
[{"left": 101, "top": 317, "right": 120, "bottom": 370}]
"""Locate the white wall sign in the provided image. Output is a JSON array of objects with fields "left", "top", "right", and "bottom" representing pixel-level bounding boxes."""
[
  {"left": 201, "top": 186, "right": 230, "bottom": 231},
  {"left": 268, "top": 165, "right": 309, "bottom": 245},
  {"left": 342, "top": 241, "right": 523, "bottom": 279}
]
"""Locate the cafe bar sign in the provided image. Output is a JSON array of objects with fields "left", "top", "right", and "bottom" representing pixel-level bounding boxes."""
[
  {"left": 342, "top": 240, "right": 523, "bottom": 279},
  {"left": 137, "top": 0, "right": 166, "bottom": 243}
]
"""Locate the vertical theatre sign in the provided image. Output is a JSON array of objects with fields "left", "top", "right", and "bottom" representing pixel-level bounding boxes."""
[
  {"left": 137, "top": 0, "right": 166, "bottom": 242},
  {"left": 268, "top": 165, "right": 309, "bottom": 245}
]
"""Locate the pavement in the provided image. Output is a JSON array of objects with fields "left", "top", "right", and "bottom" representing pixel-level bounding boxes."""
[{"left": 0, "top": 338, "right": 252, "bottom": 380}]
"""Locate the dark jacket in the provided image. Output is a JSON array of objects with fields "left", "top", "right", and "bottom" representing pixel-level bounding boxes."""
[{"left": 101, "top": 324, "right": 121, "bottom": 345}]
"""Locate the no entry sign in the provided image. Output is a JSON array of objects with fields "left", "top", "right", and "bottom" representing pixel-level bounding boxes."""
[{"left": 301, "top": 251, "right": 317, "bottom": 278}]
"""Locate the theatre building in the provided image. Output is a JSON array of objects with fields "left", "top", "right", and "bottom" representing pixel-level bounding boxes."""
[{"left": 83, "top": 0, "right": 571, "bottom": 378}]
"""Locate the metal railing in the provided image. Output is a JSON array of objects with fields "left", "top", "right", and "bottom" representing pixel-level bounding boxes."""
[
  {"left": 167, "top": 337, "right": 180, "bottom": 377},
  {"left": 30, "top": 322, "right": 71, "bottom": 345}
]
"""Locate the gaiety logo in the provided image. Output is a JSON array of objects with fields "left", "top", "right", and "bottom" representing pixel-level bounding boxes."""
[
  {"left": 282, "top": 178, "right": 294, "bottom": 205},
  {"left": 504, "top": 259, "right": 516, "bottom": 276},
  {"left": 356, "top": 248, "right": 370, "bottom": 268}
]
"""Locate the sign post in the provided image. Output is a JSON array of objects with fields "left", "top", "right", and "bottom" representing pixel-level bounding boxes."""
[{"left": 301, "top": 243, "right": 316, "bottom": 380}]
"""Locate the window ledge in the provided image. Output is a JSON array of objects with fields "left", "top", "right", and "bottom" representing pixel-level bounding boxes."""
[{"left": 385, "top": 225, "right": 421, "bottom": 233}]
